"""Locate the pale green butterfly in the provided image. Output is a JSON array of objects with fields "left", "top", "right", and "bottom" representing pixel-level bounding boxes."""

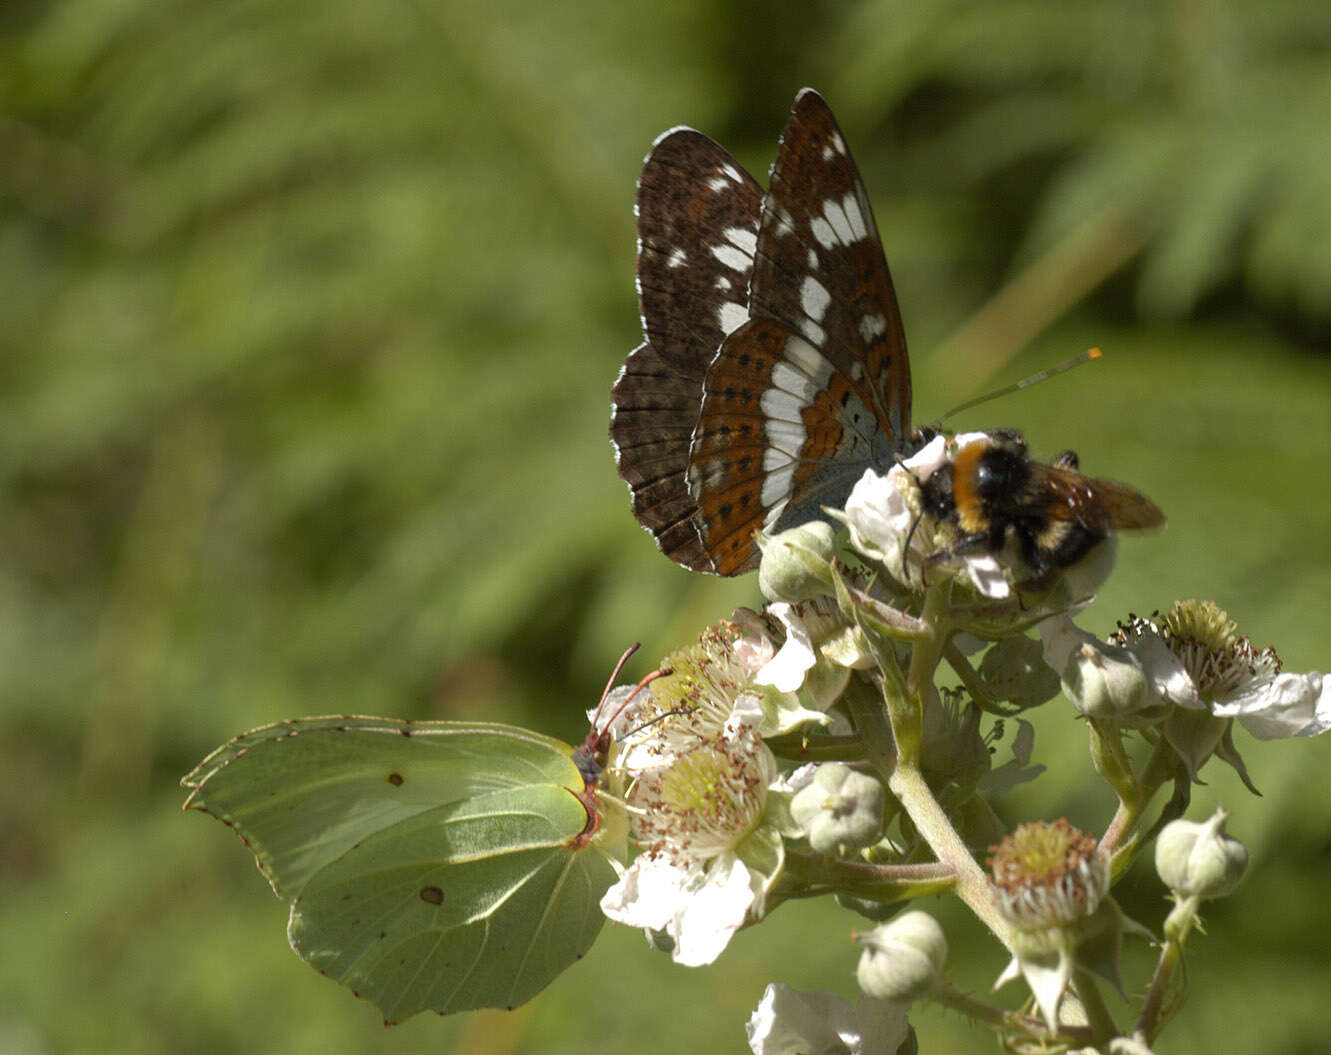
[{"left": 183, "top": 647, "right": 666, "bottom": 1022}]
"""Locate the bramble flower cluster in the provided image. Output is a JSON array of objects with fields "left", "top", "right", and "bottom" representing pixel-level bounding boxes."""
[{"left": 587, "top": 440, "right": 1330, "bottom": 1054}]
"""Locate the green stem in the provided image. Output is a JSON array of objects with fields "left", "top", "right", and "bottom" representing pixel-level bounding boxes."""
[
  {"left": 928, "top": 985, "right": 1096, "bottom": 1046},
  {"left": 1137, "top": 897, "right": 1197, "bottom": 1042},
  {"left": 781, "top": 853, "right": 957, "bottom": 904},
  {"left": 764, "top": 732, "right": 867, "bottom": 763},
  {"left": 1088, "top": 718, "right": 1138, "bottom": 809},
  {"left": 942, "top": 641, "right": 1002, "bottom": 713},
  {"left": 851, "top": 586, "right": 1011, "bottom": 942},
  {"left": 888, "top": 764, "right": 1010, "bottom": 942},
  {"left": 926, "top": 983, "right": 1009, "bottom": 1027},
  {"left": 1102, "top": 739, "right": 1175, "bottom": 866},
  {"left": 1073, "top": 971, "right": 1120, "bottom": 1044}
]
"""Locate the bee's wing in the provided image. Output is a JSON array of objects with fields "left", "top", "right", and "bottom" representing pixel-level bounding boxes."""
[{"left": 1030, "top": 463, "right": 1166, "bottom": 532}]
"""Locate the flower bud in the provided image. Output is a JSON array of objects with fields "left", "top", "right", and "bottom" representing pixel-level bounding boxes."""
[
  {"left": 855, "top": 910, "right": 947, "bottom": 1001},
  {"left": 758, "top": 522, "right": 836, "bottom": 604},
  {"left": 791, "top": 763, "right": 885, "bottom": 855},
  {"left": 979, "top": 635, "right": 1060, "bottom": 710},
  {"left": 1155, "top": 809, "right": 1248, "bottom": 900},
  {"left": 1042, "top": 617, "right": 1164, "bottom": 723}
]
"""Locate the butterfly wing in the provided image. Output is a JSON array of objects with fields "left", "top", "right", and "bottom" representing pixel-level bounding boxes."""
[
  {"left": 688, "top": 88, "right": 914, "bottom": 574},
  {"left": 611, "top": 128, "right": 764, "bottom": 572},
  {"left": 183, "top": 717, "right": 617, "bottom": 1020}
]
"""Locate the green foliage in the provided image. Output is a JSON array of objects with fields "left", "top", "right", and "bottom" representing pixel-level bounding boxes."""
[
  {"left": 2, "top": 0, "right": 1329, "bottom": 1052},
  {"left": 833, "top": 0, "right": 1331, "bottom": 318},
  {"left": 183, "top": 718, "right": 617, "bottom": 1020}
]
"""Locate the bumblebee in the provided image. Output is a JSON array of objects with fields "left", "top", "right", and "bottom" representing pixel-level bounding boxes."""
[{"left": 919, "top": 429, "right": 1165, "bottom": 582}]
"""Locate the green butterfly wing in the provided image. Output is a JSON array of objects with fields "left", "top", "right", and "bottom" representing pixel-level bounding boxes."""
[{"left": 183, "top": 717, "right": 618, "bottom": 1021}]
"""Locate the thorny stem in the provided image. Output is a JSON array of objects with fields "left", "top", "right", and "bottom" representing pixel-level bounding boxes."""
[
  {"left": 889, "top": 765, "right": 1010, "bottom": 941},
  {"left": 928, "top": 984, "right": 1097, "bottom": 1045},
  {"left": 925, "top": 983, "right": 1007, "bottom": 1027},
  {"left": 1138, "top": 935, "right": 1184, "bottom": 1042}
]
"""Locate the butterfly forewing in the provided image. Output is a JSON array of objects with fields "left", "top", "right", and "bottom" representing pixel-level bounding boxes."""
[
  {"left": 687, "top": 89, "right": 913, "bottom": 573},
  {"left": 752, "top": 88, "right": 911, "bottom": 438},
  {"left": 611, "top": 128, "right": 764, "bottom": 572}
]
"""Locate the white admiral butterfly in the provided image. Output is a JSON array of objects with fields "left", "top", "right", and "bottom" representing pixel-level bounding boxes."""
[{"left": 611, "top": 89, "right": 1162, "bottom": 578}]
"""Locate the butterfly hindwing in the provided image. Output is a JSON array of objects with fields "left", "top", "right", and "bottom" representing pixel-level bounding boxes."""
[
  {"left": 611, "top": 128, "right": 764, "bottom": 572},
  {"left": 686, "top": 89, "right": 914, "bottom": 573}
]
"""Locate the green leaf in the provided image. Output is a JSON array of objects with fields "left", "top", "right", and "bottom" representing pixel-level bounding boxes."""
[{"left": 182, "top": 717, "right": 618, "bottom": 1021}]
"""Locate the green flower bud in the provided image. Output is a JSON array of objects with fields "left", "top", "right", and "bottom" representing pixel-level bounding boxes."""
[
  {"left": 979, "top": 635, "right": 1060, "bottom": 710},
  {"left": 791, "top": 763, "right": 885, "bottom": 855},
  {"left": 1057, "top": 633, "right": 1164, "bottom": 724},
  {"left": 855, "top": 910, "right": 947, "bottom": 1001},
  {"left": 757, "top": 522, "right": 836, "bottom": 604},
  {"left": 1155, "top": 809, "right": 1248, "bottom": 900}
]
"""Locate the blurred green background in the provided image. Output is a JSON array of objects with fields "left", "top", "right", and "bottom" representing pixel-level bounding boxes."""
[{"left": 3, "top": 0, "right": 1330, "bottom": 1051}]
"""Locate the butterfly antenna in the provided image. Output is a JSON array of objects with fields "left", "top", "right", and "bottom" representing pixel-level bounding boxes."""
[
  {"left": 939, "top": 348, "right": 1102, "bottom": 423},
  {"left": 618, "top": 700, "right": 695, "bottom": 743},
  {"left": 592, "top": 642, "right": 641, "bottom": 726},
  {"left": 602, "top": 666, "right": 674, "bottom": 734}
]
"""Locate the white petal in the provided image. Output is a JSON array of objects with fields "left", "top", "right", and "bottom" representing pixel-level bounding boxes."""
[
  {"left": 671, "top": 852, "right": 757, "bottom": 966},
  {"left": 746, "top": 984, "right": 860, "bottom": 1055},
  {"left": 963, "top": 553, "right": 1010, "bottom": 598},
  {"left": 1220, "top": 671, "right": 1329, "bottom": 739},
  {"left": 1111, "top": 620, "right": 1201, "bottom": 708},
  {"left": 599, "top": 855, "right": 690, "bottom": 932},
  {"left": 755, "top": 688, "right": 834, "bottom": 737},
  {"left": 587, "top": 684, "right": 640, "bottom": 733},
  {"left": 725, "top": 692, "right": 767, "bottom": 740},
  {"left": 756, "top": 601, "right": 818, "bottom": 692},
  {"left": 843, "top": 469, "right": 907, "bottom": 564},
  {"left": 773, "top": 763, "right": 818, "bottom": 794},
  {"left": 731, "top": 606, "right": 779, "bottom": 675},
  {"left": 1038, "top": 614, "right": 1095, "bottom": 673}
]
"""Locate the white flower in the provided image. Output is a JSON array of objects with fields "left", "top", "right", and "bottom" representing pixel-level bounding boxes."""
[
  {"left": 1114, "top": 601, "right": 1331, "bottom": 740},
  {"left": 601, "top": 697, "right": 785, "bottom": 966},
  {"left": 746, "top": 984, "right": 910, "bottom": 1055},
  {"left": 754, "top": 597, "right": 871, "bottom": 711},
  {"left": 841, "top": 432, "right": 1008, "bottom": 597}
]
